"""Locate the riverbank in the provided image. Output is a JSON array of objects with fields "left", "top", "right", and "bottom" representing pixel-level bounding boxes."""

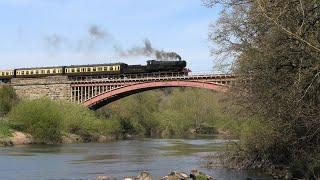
[{"left": 0, "top": 131, "right": 115, "bottom": 146}]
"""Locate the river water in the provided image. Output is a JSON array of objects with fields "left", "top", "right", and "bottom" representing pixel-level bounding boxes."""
[{"left": 0, "top": 138, "right": 272, "bottom": 180}]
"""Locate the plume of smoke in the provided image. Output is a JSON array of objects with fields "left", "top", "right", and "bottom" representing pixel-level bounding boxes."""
[
  {"left": 45, "top": 34, "right": 67, "bottom": 49},
  {"left": 88, "top": 25, "right": 109, "bottom": 39},
  {"left": 76, "top": 25, "right": 113, "bottom": 51},
  {"left": 116, "top": 39, "right": 182, "bottom": 61},
  {"left": 45, "top": 28, "right": 181, "bottom": 61}
]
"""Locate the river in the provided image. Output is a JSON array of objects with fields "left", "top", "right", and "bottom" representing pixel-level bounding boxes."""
[{"left": 0, "top": 138, "right": 272, "bottom": 180}]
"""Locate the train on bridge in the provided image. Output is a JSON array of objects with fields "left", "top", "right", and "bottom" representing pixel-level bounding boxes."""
[{"left": 0, "top": 60, "right": 187, "bottom": 81}]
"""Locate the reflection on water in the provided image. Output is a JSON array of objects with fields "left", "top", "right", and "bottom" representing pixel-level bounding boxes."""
[{"left": 0, "top": 138, "right": 272, "bottom": 180}]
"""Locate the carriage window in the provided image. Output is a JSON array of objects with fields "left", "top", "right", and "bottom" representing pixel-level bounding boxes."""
[
  {"left": 104, "top": 67, "right": 108, "bottom": 71},
  {"left": 87, "top": 68, "right": 91, "bottom": 72},
  {"left": 26, "top": 71, "right": 29, "bottom": 75},
  {"left": 30, "top": 71, "right": 33, "bottom": 75},
  {"left": 35, "top": 70, "right": 39, "bottom": 74},
  {"left": 110, "top": 67, "right": 113, "bottom": 71},
  {"left": 53, "top": 69, "right": 56, "bottom": 73},
  {"left": 98, "top": 67, "right": 102, "bottom": 71},
  {"left": 47, "top": 70, "right": 50, "bottom": 74},
  {"left": 93, "top": 67, "right": 96, "bottom": 72}
]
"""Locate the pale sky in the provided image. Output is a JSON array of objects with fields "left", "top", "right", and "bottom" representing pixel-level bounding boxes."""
[{"left": 0, "top": 0, "right": 221, "bottom": 72}]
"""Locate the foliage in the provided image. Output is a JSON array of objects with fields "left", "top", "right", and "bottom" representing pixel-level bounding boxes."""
[
  {"left": 0, "top": 86, "right": 18, "bottom": 117},
  {"left": 195, "top": 174, "right": 208, "bottom": 180},
  {"left": 205, "top": 0, "right": 320, "bottom": 178},
  {"left": 100, "top": 88, "right": 238, "bottom": 138},
  {"left": 8, "top": 99, "right": 62, "bottom": 143},
  {"left": 7, "top": 98, "right": 120, "bottom": 143},
  {"left": 59, "top": 102, "right": 119, "bottom": 142},
  {"left": 0, "top": 120, "right": 12, "bottom": 139}
]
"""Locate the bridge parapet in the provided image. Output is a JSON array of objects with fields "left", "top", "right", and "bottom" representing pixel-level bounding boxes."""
[{"left": 70, "top": 72, "right": 235, "bottom": 84}]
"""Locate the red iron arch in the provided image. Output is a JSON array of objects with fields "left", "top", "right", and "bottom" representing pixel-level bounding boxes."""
[{"left": 83, "top": 80, "right": 229, "bottom": 110}]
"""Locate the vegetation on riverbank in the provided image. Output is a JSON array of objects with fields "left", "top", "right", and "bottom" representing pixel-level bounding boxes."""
[
  {"left": 99, "top": 88, "right": 240, "bottom": 138},
  {"left": 0, "top": 86, "right": 119, "bottom": 145},
  {"left": 205, "top": 0, "right": 320, "bottom": 178},
  {"left": 7, "top": 99, "right": 119, "bottom": 144},
  {"left": 0, "top": 85, "right": 242, "bottom": 146}
]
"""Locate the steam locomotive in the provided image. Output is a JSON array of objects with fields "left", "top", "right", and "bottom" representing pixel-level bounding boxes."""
[{"left": 0, "top": 60, "right": 187, "bottom": 80}]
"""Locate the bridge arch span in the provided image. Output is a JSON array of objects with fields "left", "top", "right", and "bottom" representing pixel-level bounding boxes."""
[{"left": 83, "top": 80, "right": 229, "bottom": 110}]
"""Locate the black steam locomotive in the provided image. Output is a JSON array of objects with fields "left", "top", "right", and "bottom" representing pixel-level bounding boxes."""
[{"left": 0, "top": 60, "right": 187, "bottom": 80}]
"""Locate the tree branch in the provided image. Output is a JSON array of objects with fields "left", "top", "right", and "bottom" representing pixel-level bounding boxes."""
[{"left": 256, "top": 0, "right": 320, "bottom": 53}]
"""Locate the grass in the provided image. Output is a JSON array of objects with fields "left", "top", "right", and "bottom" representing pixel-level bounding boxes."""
[{"left": 0, "top": 120, "right": 12, "bottom": 139}]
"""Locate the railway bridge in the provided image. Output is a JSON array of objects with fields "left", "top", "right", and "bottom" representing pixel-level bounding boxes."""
[{"left": 9, "top": 72, "right": 235, "bottom": 110}]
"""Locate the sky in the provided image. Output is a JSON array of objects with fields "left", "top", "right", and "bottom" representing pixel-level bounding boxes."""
[{"left": 0, "top": 0, "right": 221, "bottom": 72}]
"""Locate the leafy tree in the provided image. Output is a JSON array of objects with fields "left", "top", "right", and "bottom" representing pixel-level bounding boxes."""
[{"left": 205, "top": 0, "right": 320, "bottom": 178}]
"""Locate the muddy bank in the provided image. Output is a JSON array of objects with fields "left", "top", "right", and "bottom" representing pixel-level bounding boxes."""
[{"left": 0, "top": 131, "right": 114, "bottom": 146}]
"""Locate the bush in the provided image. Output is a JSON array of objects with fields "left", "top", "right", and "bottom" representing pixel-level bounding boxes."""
[
  {"left": 0, "top": 86, "right": 18, "bottom": 117},
  {"left": 7, "top": 98, "right": 120, "bottom": 143},
  {"left": 8, "top": 99, "right": 62, "bottom": 143},
  {"left": 0, "top": 120, "right": 12, "bottom": 139},
  {"left": 59, "top": 101, "right": 120, "bottom": 141}
]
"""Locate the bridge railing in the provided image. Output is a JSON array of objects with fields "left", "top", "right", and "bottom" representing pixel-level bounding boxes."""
[{"left": 70, "top": 72, "right": 235, "bottom": 83}]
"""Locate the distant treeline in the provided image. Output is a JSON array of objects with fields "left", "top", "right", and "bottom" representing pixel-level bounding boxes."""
[{"left": 98, "top": 88, "right": 243, "bottom": 138}]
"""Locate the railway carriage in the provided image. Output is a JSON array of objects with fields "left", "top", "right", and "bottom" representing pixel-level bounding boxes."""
[
  {"left": 15, "top": 67, "right": 64, "bottom": 78},
  {"left": 0, "top": 70, "right": 14, "bottom": 80},
  {"left": 64, "top": 63, "right": 127, "bottom": 76}
]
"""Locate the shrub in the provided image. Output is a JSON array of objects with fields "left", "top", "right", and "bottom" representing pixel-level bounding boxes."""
[
  {"left": 59, "top": 101, "right": 120, "bottom": 141},
  {"left": 0, "top": 120, "right": 12, "bottom": 139},
  {"left": 8, "top": 98, "right": 120, "bottom": 143},
  {"left": 0, "top": 86, "right": 18, "bottom": 117},
  {"left": 8, "top": 98, "right": 63, "bottom": 143}
]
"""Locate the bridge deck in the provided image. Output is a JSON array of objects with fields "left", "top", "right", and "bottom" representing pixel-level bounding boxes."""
[{"left": 70, "top": 72, "right": 235, "bottom": 84}]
